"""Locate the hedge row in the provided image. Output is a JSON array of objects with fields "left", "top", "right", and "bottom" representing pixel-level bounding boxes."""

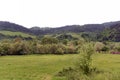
[{"left": 0, "top": 41, "right": 78, "bottom": 55}]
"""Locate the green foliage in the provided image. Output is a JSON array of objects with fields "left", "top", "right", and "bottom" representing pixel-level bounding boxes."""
[
  {"left": 65, "top": 46, "right": 77, "bottom": 54},
  {"left": 41, "top": 37, "right": 59, "bottom": 44},
  {"left": 0, "top": 39, "right": 30, "bottom": 55},
  {"left": 0, "top": 43, "right": 10, "bottom": 55},
  {"left": 0, "top": 37, "right": 79, "bottom": 55},
  {"left": 99, "top": 28, "right": 112, "bottom": 41},
  {"left": 57, "top": 34, "right": 78, "bottom": 41},
  {"left": 94, "top": 42, "right": 105, "bottom": 52},
  {"left": 62, "top": 39, "right": 68, "bottom": 45},
  {"left": 0, "top": 37, "right": 120, "bottom": 56},
  {"left": 35, "top": 44, "right": 77, "bottom": 54},
  {"left": 76, "top": 44, "right": 96, "bottom": 75},
  {"left": 35, "top": 44, "right": 65, "bottom": 54},
  {"left": 101, "top": 46, "right": 109, "bottom": 51},
  {"left": 57, "top": 44, "right": 120, "bottom": 80},
  {"left": 10, "top": 42, "right": 30, "bottom": 55},
  {"left": 116, "top": 47, "right": 120, "bottom": 52},
  {"left": 81, "top": 32, "right": 97, "bottom": 41},
  {"left": 57, "top": 43, "right": 98, "bottom": 80}
]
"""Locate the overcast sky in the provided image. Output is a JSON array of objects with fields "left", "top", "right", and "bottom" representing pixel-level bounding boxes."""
[{"left": 0, "top": 0, "right": 120, "bottom": 28}]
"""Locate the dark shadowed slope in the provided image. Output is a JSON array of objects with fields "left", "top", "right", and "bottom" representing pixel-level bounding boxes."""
[{"left": 0, "top": 21, "right": 32, "bottom": 34}]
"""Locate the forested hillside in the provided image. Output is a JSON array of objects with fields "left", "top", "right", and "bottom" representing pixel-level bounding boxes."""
[{"left": 0, "top": 21, "right": 120, "bottom": 41}]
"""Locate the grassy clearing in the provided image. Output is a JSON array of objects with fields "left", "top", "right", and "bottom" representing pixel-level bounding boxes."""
[
  {"left": 0, "top": 54, "right": 119, "bottom": 80},
  {"left": 0, "top": 31, "right": 35, "bottom": 38}
]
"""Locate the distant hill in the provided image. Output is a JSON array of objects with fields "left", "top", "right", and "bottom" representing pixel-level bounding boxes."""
[
  {"left": 0, "top": 21, "right": 35, "bottom": 39},
  {"left": 1, "top": 20, "right": 120, "bottom": 41},
  {"left": 0, "top": 21, "right": 32, "bottom": 34},
  {"left": 31, "top": 21, "right": 120, "bottom": 35},
  {"left": 1, "top": 21, "right": 120, "bottom": 35},
  {"left": 50, "top": 21, "right": 120, "bottom": 34},
  {"left": 30, "top": 24, "right": 106, "bottom": 35},
  {"left": 103, "top": 21, "right": 120, "bottom": 27}
]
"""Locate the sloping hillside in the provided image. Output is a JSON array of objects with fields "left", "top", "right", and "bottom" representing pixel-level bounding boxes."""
[
  {"left": 0, "top": 21, "right": 32, "bottom": 34},
  {"left": 0, "top": 31, "right": 35, "bottom": 38},
  {"left": 91, "top": 22, "right": 120, "bottom": 42},
  {"left": 1, "top": 21, "right": 120, "bottom": 41}
]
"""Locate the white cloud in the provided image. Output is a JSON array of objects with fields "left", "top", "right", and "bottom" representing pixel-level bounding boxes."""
[{"left": 0, "top": 0, "right": 120, "bottom": 28}]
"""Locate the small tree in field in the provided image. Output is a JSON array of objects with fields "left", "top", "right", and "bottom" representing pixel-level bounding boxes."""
[
  {"left": 67, "top": 44, "right": 96, "bottom": 80},
  {"left": 57, "top": 43, "right": 96, "bottom": 80},
  {"left": 76, "top": 43, "right": 95, "bottom": 75}
]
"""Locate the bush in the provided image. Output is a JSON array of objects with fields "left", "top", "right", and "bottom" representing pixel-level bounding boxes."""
[
  {"left": 77, "top": 44, "right": 96, "bottom": 75},
  {"left": 62, "top": 39, "right": 68, "bottom": 45},
  {"left": 65, "top": 46, "right": 77, "bottom": 54},
  {"left": 0, "top": 43, "right": 10, "bottom": 55},
  {"left": 9, "top": 42, "right": 30, "bottom": 55},
  {"left": 35, "top": 44, "right": 66, "bottom": 54},
  {"left": 41, "top": 37, "right": 59, "bottom": 44},
  {"left": 115, "top": 46, "right": 120, "bottom": 52},
  {"left": 94, "top": 42, "right": 105, "bottom": 52},
  {"left": 101, "top": 46, "right": 109, "bottom": 51},
  {"left": 0, "top": 39, "right": 78, "bottom": 55}
]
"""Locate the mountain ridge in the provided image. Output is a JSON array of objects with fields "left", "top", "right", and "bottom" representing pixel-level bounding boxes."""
[
  {"left": 0, "top": 21, "right": 120, "bottom": 41},
  {"left": 0, "top": 20, "right": 120, "bottom": 36}
]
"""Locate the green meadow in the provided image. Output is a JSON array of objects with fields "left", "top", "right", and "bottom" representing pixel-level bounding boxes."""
[{"left": 0, "top": 54, "right": 119, "bottom": 80}]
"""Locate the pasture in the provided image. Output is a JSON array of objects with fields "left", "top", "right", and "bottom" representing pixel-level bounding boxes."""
[{"left": 0, "top": 54, "right": 119, "bottom": 80}]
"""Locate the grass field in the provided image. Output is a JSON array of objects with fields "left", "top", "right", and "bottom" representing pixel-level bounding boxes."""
[
  {"left": 0, "top": 54, "right": 119, "bottom": 80},
  {"left": 0, "top": 31, "right": 35, "bottom": 38}
]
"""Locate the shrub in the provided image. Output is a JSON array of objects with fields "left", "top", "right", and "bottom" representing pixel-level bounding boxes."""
[
  {"left": 41, "top": 37, "right": 59, "bottom": 44},
  {"left": 77, "top": 39, "right": 85, "bottom": 45},
  {"left": 65, "top": 45, "right": 77, "bottom": 54},
  {"left": 55, "top": 44, "right": 66, "bottom": 54},
  {"left": 9, "top": 42, "right": 30, "bottom": 55},
  {"left": 94, "top": 42, "right": 105, "bottom": 52},
  {"left": 0, "top": 39, "right": 78, "bottom": 55},
  {"left": 115, "top": 46, "right": 120, "bottom": 52},
  {"left": 56, "top": 48, "right": 64, "bottom": 54},
  {"left": 35, "top": 44, "right": 66, "bottom": 54},
  {"left": 101, "top": 46, "right": 109, "bottom": 51},
  {"left": 77, "top": 44, "right": 96, "bottom": 75},
  {"left": 62, "top": 39, "right": 68, "bottom": 45},
  {"left": 0, "top": 43, "right": 10, "bottom": 55}
]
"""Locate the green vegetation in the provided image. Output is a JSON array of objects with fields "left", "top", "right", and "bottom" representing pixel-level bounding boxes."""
[
  {"left": 41, "top": 37, "right": 59, "bottom": 44},
  {"left": 0, "top": 37, "right": 78, "bottom": 55},
  {"left": 0, "top": 36, "right": 120, "bottom": 56},
  {"left": 1, "top": 20, "right": 120, "bottom": 80},
  {"left": 0, "top": 31, "right": 119, "bottom": 80},
  {"left": 0, "top": 54, "right": 119, "bottom": 80},
  {"left": 0, "top": 31, "right": 35, "bottom": 38}
]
